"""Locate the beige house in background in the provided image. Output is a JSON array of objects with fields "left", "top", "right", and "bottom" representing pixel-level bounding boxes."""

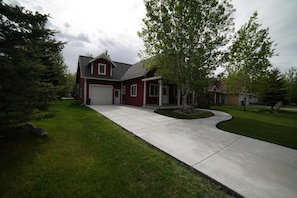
[{"left": 208, "top": 80, "right": 258, "bottom": 106}]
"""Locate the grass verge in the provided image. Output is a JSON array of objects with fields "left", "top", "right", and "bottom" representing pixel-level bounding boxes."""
[
  {"left": 0, "top": 100, "right": 231, "bottom": 197},
  {"left": 212, "top": 105, "right": 297, "bottom": 149},
  {"left": 155, "top": 108, "right": 214, "bottom": 119}
]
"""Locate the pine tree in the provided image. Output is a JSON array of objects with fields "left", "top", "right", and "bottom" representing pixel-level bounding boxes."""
[
  {"left": 262, "top": 68, "right": 287, "bottom": 110},
  {"left": 0, "top": 1, "right": 65, "bottom": 133}
]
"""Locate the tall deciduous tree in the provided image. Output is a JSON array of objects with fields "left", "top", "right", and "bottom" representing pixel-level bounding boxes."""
[
  {"left": 225, "top": 11, "right": 277, "bottom": 111},
  {"left": 139, "top": 0, "right": 234, "bottom": 111},
  {"left": 0, "top": 1, "right": 65, "bottom": 132}
]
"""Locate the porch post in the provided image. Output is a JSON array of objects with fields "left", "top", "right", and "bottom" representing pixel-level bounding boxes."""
[
  {"left": 214, "top": 92, "right": 217, "bottom": 104},
  {"left": 177, "top": 86, "right": 181, "bottom": 106},
  {"left": 143, "top": 81, "right": 147, "bottom": 106},
  {"left": 158, "top": 79, "right": 163, "bottom": 106}
]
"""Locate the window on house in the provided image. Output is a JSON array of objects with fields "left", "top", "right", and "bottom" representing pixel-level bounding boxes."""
[
  {"left": 131, "top": 84, "right": 137, "bottom": 97},
  {"left": 115, "top": 90, "right": 119, "bottom": 97},
  {"left": 149, "top": 84, "right": 159, "bottom": 97},
  {"left": 122, "top": 86, "right": 126, "bottom": 95},
  {"left": 98, "top": 63, "right": 106, "bottom": 75}
]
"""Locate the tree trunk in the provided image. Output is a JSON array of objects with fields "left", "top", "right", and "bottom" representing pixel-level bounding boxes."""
[
  {"left": 181, "top": 84, "right": 190, "bottom": 112},
  {"left": 182, "top": 94, "right": 188, "bottom": 110},
  {"left": 243, "top": 93, "right": 247, "bottom": 111}
]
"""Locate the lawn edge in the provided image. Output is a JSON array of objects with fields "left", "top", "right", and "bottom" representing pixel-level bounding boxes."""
[
  {"left": 216, "top": 118, "right": 297, "bottom": 150},
  {"left": 87, "top": 106, "right": 243, "bottom": 198}
]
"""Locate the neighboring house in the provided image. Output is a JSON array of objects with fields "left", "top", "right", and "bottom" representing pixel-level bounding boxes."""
[
  {"left": 76, "top": 52, "right": 182, "bottom": 106},
  {"left": 208, "top": 80, "right": 227, "bottom": 105},
  {"left": 208, "top": 80, "right": 258, "bottom": 106}
]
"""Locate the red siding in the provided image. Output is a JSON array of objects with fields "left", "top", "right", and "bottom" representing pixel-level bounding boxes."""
[
  {"left": 92, "top": 59, "right": 112, "bottom": 76},
  {"left": 146, "top": 80, "right": 159, "bottom": 104},
  {"left": 122, "top": 78, "right": 144, "bottom": 106},
  {"left": 78, "top": 77, "right": 85, "bottom": 104}
]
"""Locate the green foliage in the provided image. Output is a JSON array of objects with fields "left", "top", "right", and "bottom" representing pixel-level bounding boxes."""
[
  {"left": 139, "top": 0, "right": 234, "bottom": 109},
  {"left": 261, "top": 68, "right": 287, "bottom": 109},
  {"left": 0, "top": 100, "right": 231, "bottom": 197},
  {"left": 0, "top": 2, "right": 66, "bottom": 132},
  {"left": 225, "top": 12, "right": 277, "bottom": 110},
  {"left": 65, "top": 73, "right": 77, "bottom": 97},
  {"left": 284, "top": 67, "right": 297, "bottom": 104}
]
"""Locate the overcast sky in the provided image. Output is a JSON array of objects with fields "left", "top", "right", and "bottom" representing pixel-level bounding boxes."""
[{"left": 6, "top": 0, "right": 297, "bottom": 74}]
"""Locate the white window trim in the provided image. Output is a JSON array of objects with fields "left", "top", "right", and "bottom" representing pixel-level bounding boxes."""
[
  {"left": 130, "top": 84, "right": 137, "bottom": 97},
  {"left": 149, "top": 84, "right": 159, "bottom": 97},
  {"left": 98, "top": 63, "right": 106, "bottom": 75},
  {"left": 122, "top": 86, "right": 126, "bottom": 95}
]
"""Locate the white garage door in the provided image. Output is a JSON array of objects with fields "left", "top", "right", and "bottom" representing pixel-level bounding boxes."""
[{"left": 90, "top": 85, "right": 113, "bottom": 105}]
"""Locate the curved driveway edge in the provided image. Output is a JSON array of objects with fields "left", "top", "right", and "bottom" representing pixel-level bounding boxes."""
[{"left": 89, "top": 105, "right": 297, "bottom": 198}]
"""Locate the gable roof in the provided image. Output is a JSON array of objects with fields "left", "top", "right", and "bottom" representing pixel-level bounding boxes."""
[
  {"left": 208, "top": 80, "right": 227, "bottom": 93},
  {"left": 89, "top": 52, "right": 117, "bottom": 67},
  {"left": 121, "top": 61, "right": 149, "bottom": 81},
  {"left": 76, "top": 53, "right": 154, "bottom": 82},
  {"left": 77, "top": 55, "right": 131, "bottom": 81}
]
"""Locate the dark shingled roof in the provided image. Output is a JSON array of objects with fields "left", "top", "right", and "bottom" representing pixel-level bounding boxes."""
[
  {"left": 77, "top": 55, "right": 131, "bottom": 81},
  {"left": 120, "top": 61, "right": 149, "bottom": 81},
  {"left": 113, "top": 61, "right": 132, "bottom": 79},
  {"left": 89, "top": 52, "right": 117, "bottom": 67}
]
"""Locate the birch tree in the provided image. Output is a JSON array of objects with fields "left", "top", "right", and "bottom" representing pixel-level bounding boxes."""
[
  {"left": 226, "top": 12, "right": 277, "bottom": 111},
  {"left": 139, "top": 0, "right": 234, "bottom": 111}
]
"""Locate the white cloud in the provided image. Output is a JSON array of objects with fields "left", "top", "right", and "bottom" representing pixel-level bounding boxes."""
[{"left": 4, "top": 0, "right": 297, "bottom": 73}]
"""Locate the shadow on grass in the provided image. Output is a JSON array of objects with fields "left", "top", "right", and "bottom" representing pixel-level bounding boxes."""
[{"left": 0, "top": 135, "right": 49, "bottom": 169}]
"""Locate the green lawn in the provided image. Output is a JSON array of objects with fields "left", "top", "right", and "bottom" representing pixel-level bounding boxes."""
[
  {"left": 0, "top": 100, "right": 231, "bottom": 198},
  {"left": 212, "top": 105, "right": 297, "bottom": 149}
]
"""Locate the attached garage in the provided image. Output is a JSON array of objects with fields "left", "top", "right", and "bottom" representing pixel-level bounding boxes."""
[{"left": 89, "top": 84, "right": 113, "bottom": 105}]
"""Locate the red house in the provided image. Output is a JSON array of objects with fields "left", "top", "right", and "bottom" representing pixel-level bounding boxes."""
[{"left": 76, "top": 52, "right": 182, "bottom": 107}]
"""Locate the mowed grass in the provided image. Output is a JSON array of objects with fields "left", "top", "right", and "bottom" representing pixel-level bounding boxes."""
[
  {"left": 212, "top": 105, "right": 297, "bottom": 149},
  {"left": 0, "top": 100, "right": 231, "bottom": 198}
]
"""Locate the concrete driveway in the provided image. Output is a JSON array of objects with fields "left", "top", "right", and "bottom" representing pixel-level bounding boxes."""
[{"left": 89, "top": 105, "right": 297, "bottom": 198}]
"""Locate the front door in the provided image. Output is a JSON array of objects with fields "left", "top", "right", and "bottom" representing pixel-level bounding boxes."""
[
  {"left": 114, "top": 89, "right": 120, "bottom": 104},
  {"left": 162, "top": 86, "right": 169, "bottom": 104}
]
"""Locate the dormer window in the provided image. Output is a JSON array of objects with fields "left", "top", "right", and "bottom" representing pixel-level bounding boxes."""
[{"left": 98, "top": 63, "right": 106, "bottom": 75}]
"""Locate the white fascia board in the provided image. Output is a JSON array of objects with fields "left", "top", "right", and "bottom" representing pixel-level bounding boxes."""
[{"left": 141, "top": 76, "right": 162, "bottom": 82}]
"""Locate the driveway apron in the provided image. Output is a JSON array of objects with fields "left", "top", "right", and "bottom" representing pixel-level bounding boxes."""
[{"left": 89, "top": 105, "right": 297, "bottom": 198}]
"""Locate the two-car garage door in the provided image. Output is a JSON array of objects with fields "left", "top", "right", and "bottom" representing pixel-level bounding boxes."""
[{"left": 89, "top": 85, "right": 113, "bottom": 105}]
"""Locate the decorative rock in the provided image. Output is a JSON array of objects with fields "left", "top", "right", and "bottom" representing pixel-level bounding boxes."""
[{"left": 22, "top": 123, "right": 48, "bottom": 137}]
